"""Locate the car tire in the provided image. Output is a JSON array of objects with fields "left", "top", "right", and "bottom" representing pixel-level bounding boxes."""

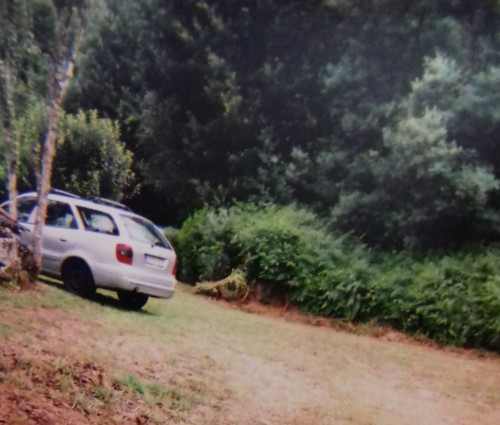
[
  {"left": 117, "top": 290, "right": 149, "bottom": 310},
  {"left": 62, "top": 261, "right": 96, "bottom": 298}
]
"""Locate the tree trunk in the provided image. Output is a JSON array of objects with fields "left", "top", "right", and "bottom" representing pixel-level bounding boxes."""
[
  {"left": 32, "top": 58, "right": 77, "bottom": 272},
  {"left": 31, "top": 0, "right": 94, "bottom": 277}
]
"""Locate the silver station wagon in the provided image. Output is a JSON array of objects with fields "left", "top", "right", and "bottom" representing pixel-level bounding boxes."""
[{"left": 1, "top": 190, "right": 177, "bottom": 309}]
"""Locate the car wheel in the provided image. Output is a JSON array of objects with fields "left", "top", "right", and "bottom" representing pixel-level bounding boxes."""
[
  {"left": 62, "top": 261, "right": 95, "bottom": 297},
  {"left": 117, "top": 291, "right": 149, "bottom": 310}
]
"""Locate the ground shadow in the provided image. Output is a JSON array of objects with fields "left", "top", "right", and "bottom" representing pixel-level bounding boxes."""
[{"left": 39, "top": 276, "right": 155, "bottom": 315}]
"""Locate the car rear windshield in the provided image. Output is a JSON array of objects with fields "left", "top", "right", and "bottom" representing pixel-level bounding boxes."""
[{"left": 120, "top": 215, "right": 171, "bottom": 249}]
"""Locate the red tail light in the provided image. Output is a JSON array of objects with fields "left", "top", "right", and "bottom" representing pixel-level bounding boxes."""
[
  {"left": 116, "top": 244, "right": 133, "bottom": 265},
  {"left": 172, "top": 257, "right": 178, "bottom": 276}
]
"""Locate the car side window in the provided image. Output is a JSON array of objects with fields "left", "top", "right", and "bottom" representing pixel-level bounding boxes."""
[
  {"left": 17, "top": 197, "right": 37, "bottom": 223},
  {"left": 45, "top": 201, "right": 78, "bottom": 229},
  {"left": 77, "top": 207, "right": 119, "bottom": 236}
]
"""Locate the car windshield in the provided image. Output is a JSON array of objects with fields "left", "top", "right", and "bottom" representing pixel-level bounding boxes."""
[{"left": 121, "top": 215, "right": 171, "bottom": 249}]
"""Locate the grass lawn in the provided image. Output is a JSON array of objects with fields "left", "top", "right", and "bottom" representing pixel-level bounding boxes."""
[{"left": 0, "top": 281, "right": 499, "bottom": 424}]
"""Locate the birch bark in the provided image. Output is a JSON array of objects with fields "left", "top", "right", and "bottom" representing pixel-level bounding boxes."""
[{"left": 31, "top": 1, "right": 94, "bottom": 274}]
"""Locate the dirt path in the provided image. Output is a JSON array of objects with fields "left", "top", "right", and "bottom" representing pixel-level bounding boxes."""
[{"left": 0, "top": 284, "right": 499, "bottom": 425}]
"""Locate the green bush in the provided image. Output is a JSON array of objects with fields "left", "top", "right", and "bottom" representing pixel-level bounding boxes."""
[
  {"left": 291, "top": 255, "right": 373, "bottom": 321},
  {"left": 176, "top": 203, "right": 500, "bottom": 352},
  {"left": 53, "top": 110, "right": 139, "bottom": 201},
  {"left": 371, "top": 252, "right": 500, "bottom": 350},
  {"left": 294, "top": 249, "right": 500, "bottom": 351},
  {"left": 230, "top": 204, "right": 326, "bottom": 287},
  {"left": 176, "top": 207, "right": 238, "bottom": 282},
  {"left": 176, "top": 203, "right": 324, "bottom": 284},
  {"left": 176, "top": 203, "right": 372, "bottom": 315}
]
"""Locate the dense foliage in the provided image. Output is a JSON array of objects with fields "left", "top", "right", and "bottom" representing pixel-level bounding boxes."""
[
  {"left": 176, "top": 203, "right": 365, "bottom": 289},
  {"left": 0, "top": 0, "right": 134, "bottom": 202},
  {"left": 0, "top": 107, "right": 137, "bottom": 201},
  {"left": 53, "top": 110, "right": 138, "bottom": 200},
  {"left": 65, "top": 0, "right": 500, "bottom": 250},
  {"left": 4, "top": 0, "right": 500, "bottom": 249},
  {"left": 177, "top": 204, "right": 500, "bottom": 351}
]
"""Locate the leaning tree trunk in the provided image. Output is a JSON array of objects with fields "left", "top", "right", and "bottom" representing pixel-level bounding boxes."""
[
  {"left": 29, "top": 1, "right": 94, "bottom": 279},
  {"left": 32, "top": 56, "right": 77, "bottom": 273}
]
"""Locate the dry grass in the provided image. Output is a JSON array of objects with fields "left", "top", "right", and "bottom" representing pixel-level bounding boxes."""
[
  {"left": 0, "top": 282, "right": 499, "bottom": 425},
  {"left": 193, "top": 269, "right": 248, "bottom": 300}
]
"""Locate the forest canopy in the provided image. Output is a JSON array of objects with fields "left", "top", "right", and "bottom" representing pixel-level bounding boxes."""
[{"left": 4, "top": 0, "right": 500, "bottom": 251}]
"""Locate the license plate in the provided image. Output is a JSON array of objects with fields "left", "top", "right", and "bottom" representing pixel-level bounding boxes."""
[{"left": 145, "top": 255, "right": 166, "bottom": 268}]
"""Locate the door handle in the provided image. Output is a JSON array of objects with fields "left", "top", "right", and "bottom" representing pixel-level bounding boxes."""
[{"left": 59, "top": 238, "right": 67, "bottom": 242}]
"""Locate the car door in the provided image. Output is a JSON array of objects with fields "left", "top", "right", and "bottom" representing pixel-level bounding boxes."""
[{"left": 41, "top": 200, "right": 79, "bottom": 275}]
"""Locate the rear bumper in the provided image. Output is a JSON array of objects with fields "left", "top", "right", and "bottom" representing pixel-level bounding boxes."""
[
  {"left": 91, "top": 263, "right": 176, "bottom": 298},
  {"left": 121, "top": 277, "right": 176, "bottom": 298}
]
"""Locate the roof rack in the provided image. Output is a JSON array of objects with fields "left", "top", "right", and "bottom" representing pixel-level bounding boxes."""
[
  {"left": 92, "top": 196, "right": 132, "bottom": 212},
  {"left": 50, "top": 188, "right": 82, "bottom": 199}
]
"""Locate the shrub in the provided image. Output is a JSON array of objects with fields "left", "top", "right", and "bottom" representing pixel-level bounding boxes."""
[
  {"left": 372, "top": 251, "right": 500, "bottom": 350},
  {"left": 176, "top": 203, "right": 500, "bottom": 352},
  {"left": 176, "top": 203, "right": 372, "bottom": 318},
  {"left": 291, "top": 252, "right": 373, "bottom": 321},
  {"left": 176, "top": 203, "right": 320, "bottom": 284},
  {"left": 176, "top": 207, "right": 238, "bottom": 282},
  {"left": 230, "top": 204, "right": 327, "bottom": 287}
]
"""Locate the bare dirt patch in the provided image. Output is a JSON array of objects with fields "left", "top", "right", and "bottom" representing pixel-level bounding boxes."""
[{"left": 0, "top": 341, "right": 152, "bottom": 425}]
